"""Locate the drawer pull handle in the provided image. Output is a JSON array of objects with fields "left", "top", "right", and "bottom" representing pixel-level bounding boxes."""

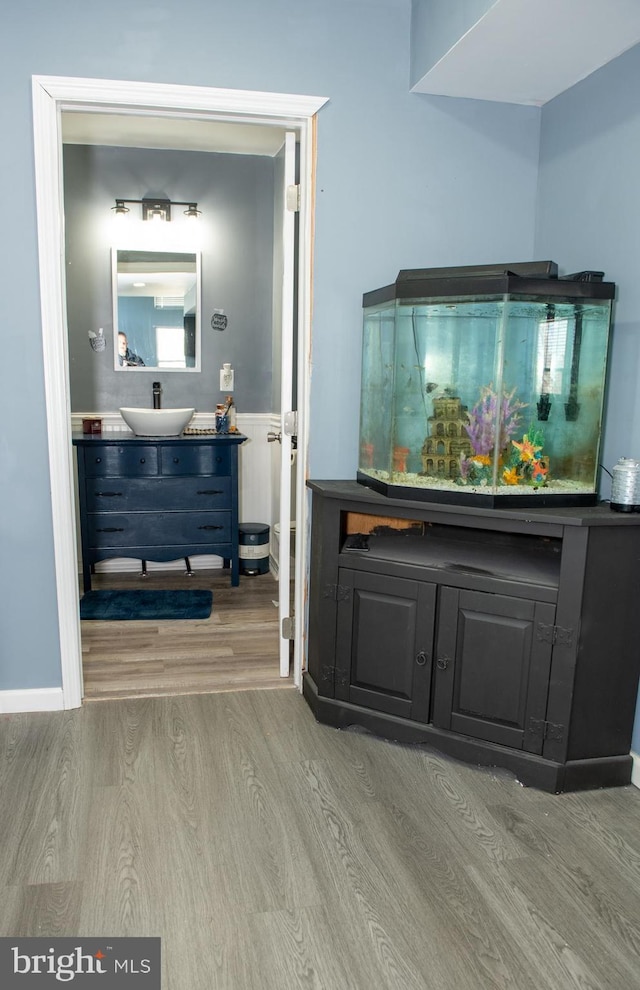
[
  {"left": 96, "top": 527, "right": 125, "bottom": 533},
  {"left": 197, "top": 489, "right": 223, "bottom": 495},
  {"left": 139, "top": 458, "right": 146, "bottom": 464},
  {"left": 94, "top": 457, "right": 102, "bottom": 464},
  {"left": 198, "top": 524, "right": 224, "bottom": 531},
  {"left": 95, "top": 491, "right": 123, "bottom": 498},
  {"left": 436, "top": 656, "right": 450, "bottom": 671},
  {"left": 415, "top": 651, "right": 428, "bottom": 667},
  {"left": 174, "top": 458, "right": 180, "bottom": 463}
]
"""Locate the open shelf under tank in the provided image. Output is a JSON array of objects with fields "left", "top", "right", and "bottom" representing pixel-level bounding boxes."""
[{"left": 357, "top": 263, "right": 615, "bottom": 507}]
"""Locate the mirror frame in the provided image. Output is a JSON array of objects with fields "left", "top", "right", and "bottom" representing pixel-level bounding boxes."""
[{"left": 112, "top": 248, "right": 201, "bottom": 373}]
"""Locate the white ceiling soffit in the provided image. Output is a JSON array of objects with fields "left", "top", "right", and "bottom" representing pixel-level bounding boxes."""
[
  {"left": 61, "top": 111, "right": 287, "bottom": 156},
  {"left": 411, "top": 0, "right": 640, "bottom": 106}
]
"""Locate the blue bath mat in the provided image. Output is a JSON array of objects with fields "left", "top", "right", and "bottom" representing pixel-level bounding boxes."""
[{"left": 80, "top": 589, "right": 213, "bottom": 621}]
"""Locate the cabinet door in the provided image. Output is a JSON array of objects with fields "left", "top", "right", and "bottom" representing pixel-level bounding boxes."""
[
  {"left": 432, "top": 588, "right": 554, "bottom": 754},
  {"left": 335, "top": 569, "right": 436, "bottom": 721}
]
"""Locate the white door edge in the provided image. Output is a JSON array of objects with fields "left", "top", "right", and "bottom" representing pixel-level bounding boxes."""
[{"left": 278, "top": 132, "right": 296, "bottom": 678}]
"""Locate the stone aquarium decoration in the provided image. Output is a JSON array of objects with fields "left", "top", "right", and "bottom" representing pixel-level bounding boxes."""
[{"left": 357, "top": 262, "right": 615, "bottom": 506}]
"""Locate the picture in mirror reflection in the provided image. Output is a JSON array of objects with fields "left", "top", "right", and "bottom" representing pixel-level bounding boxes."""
[{"left": 113, "top": 249, "right": 200, "bottom": 372}]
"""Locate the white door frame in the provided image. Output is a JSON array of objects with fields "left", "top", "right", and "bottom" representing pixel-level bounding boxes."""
[
  {"left": 278, "top": 132, "right": 296, "bottom": 677},
  {"left": 32, "top": 75, "right": 327, "bottom": 708}
]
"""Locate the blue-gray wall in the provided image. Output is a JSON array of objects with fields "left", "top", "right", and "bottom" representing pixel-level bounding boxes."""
[
  {"left": 535, "top": 42, "right": 640, "bottom": 753},
  {"left": 0, "top": 0, "right": 554, "bottom": 700},
  {"left": 410, "top": 0, "right": 496, "bottom": 89},
  {"left": 63, "top": 144, "right": 275, "bottom": 413}
]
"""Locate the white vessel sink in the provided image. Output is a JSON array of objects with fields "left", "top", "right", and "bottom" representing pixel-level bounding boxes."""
[{"left": 119, "top": 407, "right": 195, "bottom": 437}]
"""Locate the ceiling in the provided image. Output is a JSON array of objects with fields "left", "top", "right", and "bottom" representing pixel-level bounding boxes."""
[
  {"left": 411, "top": 0, "right": 640, "bottom": 106},
  {"left": 61, "top": 111, "right": 287, "bottom": 156}
]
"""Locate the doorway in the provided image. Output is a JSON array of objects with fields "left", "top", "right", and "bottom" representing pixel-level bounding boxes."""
[{"left": 32, "top": 76, "right": 328, "bottom": 709}]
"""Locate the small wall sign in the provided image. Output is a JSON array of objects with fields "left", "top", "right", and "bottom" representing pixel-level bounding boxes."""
[{"left": 211, "top": 312, "right": 228, "bottom": 331}]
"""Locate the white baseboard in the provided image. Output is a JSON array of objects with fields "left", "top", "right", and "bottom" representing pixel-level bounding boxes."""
[
  {"left": 0, "top": 688, "right": 65, "bottom": 714},
  {"left": 631, "top": 750, "right": 640, "bottom": 789}
]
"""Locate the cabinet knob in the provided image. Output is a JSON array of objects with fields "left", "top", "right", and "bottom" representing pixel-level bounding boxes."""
[
  {"left": 95, "top": 457, "right": 101, "bottom": 464},
  {"left": 139, "top": 457, "right": 145, "bottom": 464},
  {"left": 436, "top": 656, "right": 450, "bottom": 670},
  {"left": 415, "top": 651, "right": 428, "bottom": 667},
  {"left": 174, "top": 457, "right": 180, "bottom": 463}
]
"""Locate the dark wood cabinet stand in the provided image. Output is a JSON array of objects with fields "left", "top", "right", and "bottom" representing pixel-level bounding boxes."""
[{"left": 304, "top": 481, "right": 640, "bottom": 792}]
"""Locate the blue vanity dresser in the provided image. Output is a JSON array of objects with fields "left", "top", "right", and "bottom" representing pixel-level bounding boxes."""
[{"left": 73, "top": 432, "right": 246, "bottom": 591}]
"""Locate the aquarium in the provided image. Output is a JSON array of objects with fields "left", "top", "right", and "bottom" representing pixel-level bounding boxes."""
[{"left": 357, "top": 263, "right": 615, "bottom": 507}]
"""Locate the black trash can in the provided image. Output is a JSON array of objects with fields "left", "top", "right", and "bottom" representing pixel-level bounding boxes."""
[{"left": 239, "top": 522, "right": 270, "bottom": 575}]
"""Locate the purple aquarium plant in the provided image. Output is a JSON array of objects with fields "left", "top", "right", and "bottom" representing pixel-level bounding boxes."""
[{"left": 464, "top": 385, "right": 526, "bottom": 458}]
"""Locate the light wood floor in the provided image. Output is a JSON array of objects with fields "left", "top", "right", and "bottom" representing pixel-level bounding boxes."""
[
  {"left": 80, "top": 568, "right": 288, "bottom": 700},
  {"left": 1, "top": 689, "right": 639, "bottom": 989}
]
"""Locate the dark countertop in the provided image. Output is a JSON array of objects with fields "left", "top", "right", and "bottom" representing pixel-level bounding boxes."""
[
  {"left": 307, "top": 479, "right": 640, "bottom": 529},
  {"left": 72, "top": 431, "right": 247, "bottom": 446}
]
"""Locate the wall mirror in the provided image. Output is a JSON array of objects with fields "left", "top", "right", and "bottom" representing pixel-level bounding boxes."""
[{"left": 113, "top": 249, "right": 201, "bottom": 371}]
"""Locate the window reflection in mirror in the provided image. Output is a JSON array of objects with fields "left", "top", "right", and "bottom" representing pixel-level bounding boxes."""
[{"left": 113, "top": 249, "right": 201, "bottom": 372}]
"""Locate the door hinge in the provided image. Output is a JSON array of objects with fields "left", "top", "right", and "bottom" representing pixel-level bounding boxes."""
[
  {"left": 286, "top": 184, "right": 301, "bottom": 212},
  {"left": 283, "top": 410, "right": 298, "bottom": 449},
  {"left": 281, "top": 616, "right": 295, "bottom": 640},
  {"left": 536, "top": 622, "right": 574, "bottom": 647},
  {"left": 528, "top": 717, "right": 565, "bottom": 743},
  {"left": 323, "top": 583, "right": 351, "bottom": 602}
]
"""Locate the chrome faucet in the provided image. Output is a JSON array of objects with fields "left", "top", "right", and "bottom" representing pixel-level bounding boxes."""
[{"left": 152, "top": 381, "right": 162, "bottom": 409}]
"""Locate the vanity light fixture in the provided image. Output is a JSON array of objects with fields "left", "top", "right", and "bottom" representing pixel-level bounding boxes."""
[{"left": 111, "top": 198, "right": 202, "bottom": 221}]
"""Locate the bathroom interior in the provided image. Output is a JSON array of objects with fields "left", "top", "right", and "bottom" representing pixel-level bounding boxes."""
[{"left": 63, "top": 110, "right": 297, "bottom": 699}]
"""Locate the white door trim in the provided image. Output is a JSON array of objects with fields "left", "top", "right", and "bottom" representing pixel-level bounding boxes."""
[
  {"left": 32, "top": 75, "right": 328, "bottom": 709},
  {"left": 278, "top": 132, "right": 296, "bottom": 678}
]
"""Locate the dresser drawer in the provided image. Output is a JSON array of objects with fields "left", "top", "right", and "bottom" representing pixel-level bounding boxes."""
[
  {"left": 84, "top": 445, "right": 159, "bottom": 477},
  {"left": 87, "top": 511, "right": 231, "bottom": 549},
  {"left": 86, "top": 476, "right": 231, "bottom": 512},
  {"left": 160, "top": 445, "right": 230, "bottom": 476}
]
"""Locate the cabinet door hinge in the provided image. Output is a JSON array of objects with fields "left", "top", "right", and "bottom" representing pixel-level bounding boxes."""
[
  {"left": 528, "top": 717, "right": 565, "bottom": 743},
  {"left": 536, "top": 622, "right": 574, "bottom": 647},
  {"left": 286, "top": 184, "right": 301, "bottom": 212},
  {"left": 281, "top": 616, "right": 295, "bottom": 640},
  {"left": 323, "top": 583, "right": 351, "bottom": 602}
]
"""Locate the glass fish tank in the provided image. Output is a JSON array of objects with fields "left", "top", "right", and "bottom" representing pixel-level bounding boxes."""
[{"left": 357, "top": 262, "right": 615, "bottom": 507}]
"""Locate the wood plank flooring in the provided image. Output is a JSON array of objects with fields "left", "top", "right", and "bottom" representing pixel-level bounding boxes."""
[
  {"left": 1, "top": 689, "right": 639, "bottom": 989},
  {"left": 80, "top": 568, "right": 287, "bottom": 700}
]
